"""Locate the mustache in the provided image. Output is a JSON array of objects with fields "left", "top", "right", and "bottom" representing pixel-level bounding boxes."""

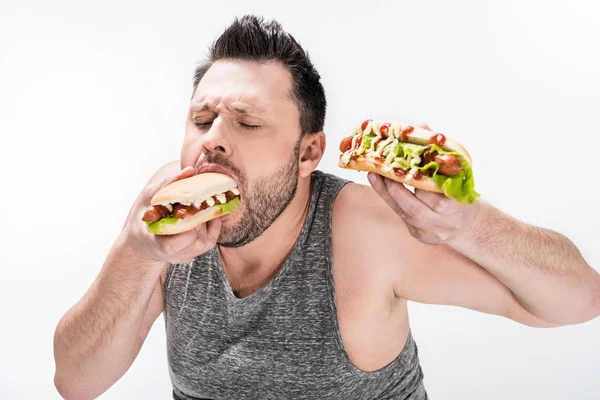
[{"left": 194, "top": 153, "right": 243, "bottom": 178}]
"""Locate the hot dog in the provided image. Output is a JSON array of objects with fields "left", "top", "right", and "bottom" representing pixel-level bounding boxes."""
[
  {"left": 141, "top": 172, "right": 241, "bottom": 235},
  {"left": 338, "top": 120, "right": 480, "bottom": 204}
]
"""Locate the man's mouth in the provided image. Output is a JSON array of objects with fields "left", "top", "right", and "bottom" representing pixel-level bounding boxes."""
[{"left": 195, "top": 163, "right": 241, "bottom": 192}]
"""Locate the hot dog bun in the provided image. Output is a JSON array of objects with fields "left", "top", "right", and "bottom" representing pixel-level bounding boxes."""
[
  {"left": 150, "top": 172, "right": 237, "bottom": 207},
  {"left": 339, "top": 156, "right": 442, "bottom": 192},
  {"left": 143, "top": 172, "right": 240, "bottom": 235},
  {"left": 338, "top": 120, "right": 481, "bottom": 204}
]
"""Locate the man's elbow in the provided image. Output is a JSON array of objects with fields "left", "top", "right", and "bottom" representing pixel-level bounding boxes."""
[
  {"left": 54, "top": 371, "right": 98, "bottom": 400},
  {"left": 54, "top": 372, "right": 73, "bottom": 400},
  {"left": 54, "top": 371, "right": 78, "bottom": 400},
  {"left": 578, "top": 278, "right": 600, "bottom": 324},
  {"left": 565, "top": 271, "right": 600, "bottom": 326},
  {"left": 531, "top": 305, "right": 600, "bottom": 328},
  {"left": 537, "top": 290, "right": 600, "bottom": 328}
]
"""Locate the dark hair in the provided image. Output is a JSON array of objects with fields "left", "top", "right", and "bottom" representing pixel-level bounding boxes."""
[{"left": 192, "top": 15, "right": 327, "bottom": 135}]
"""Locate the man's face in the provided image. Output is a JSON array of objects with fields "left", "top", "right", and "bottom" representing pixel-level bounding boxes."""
[{"left": 181, "top": 60, "right": 303, "bottom": 247}]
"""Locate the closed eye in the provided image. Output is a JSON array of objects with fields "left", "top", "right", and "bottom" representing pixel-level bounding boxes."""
[
  {"left": 194, "top": 121, "right": 212, "bottom": 130},
  {"left": 194, "top": 120, "right": 260, "bottom": 131},
  {"left": 238, "top": 121, "right": 260, "bottom": 130}
]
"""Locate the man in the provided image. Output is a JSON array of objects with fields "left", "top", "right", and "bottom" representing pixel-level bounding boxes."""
[{"left": 53, "top": 15, "right": 600, "bottom": 400}]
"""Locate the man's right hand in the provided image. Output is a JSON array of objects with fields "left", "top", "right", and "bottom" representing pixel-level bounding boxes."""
[
  {"left": 53, "top": 160, "right": 221, "bottom": 400},
  {"left": 119, "top": 161, "right": 222, "bottom": 266}
]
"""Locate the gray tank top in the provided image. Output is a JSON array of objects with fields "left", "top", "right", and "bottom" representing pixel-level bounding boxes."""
[{"left": 163, "top": 170, "right": 427, "bottom": 400}]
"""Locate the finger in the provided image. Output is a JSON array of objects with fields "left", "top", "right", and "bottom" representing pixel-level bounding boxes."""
[
  {"left": 414, "top": 186, "right": 470, "bottom": 216},
  {"left": 175, "top": 219, "right": 222, "bottom": 262},
  {"left": 153, "top": 228, "right": 199, "bottom": 255},
  {"left": 414, "top": 188, "right": 448, "bottom": 209},
  {"left": 170, "top": 166, "right": 195, "bottom": 184},
  {"left": 205, "top": 218, "right": 222, "bottom": 244},
  {"left": 381, "top": 177, "right": 437, "bottom": 223},
  {"left": 415, "top": 123, "right": 432, "bottom": 131}
]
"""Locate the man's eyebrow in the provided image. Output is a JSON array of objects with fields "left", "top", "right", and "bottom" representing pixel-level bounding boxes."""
[
  {"left": 190, "top": 103, "right": 213, "bottom": 113},
  {"left": 229, "top": 103, "right": 268, "bottom": 115},
  {"left": 190, "top": 101, "right": 269, "bottom": 115}
]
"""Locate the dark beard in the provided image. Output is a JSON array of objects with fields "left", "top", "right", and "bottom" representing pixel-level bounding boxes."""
[{"left": 212, "top": 140, "right": 301, "bottom": 248}]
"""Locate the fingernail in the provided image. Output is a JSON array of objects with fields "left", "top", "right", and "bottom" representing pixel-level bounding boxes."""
[{"left": 368, "top": 173, "right": 376, "bottom": 186}]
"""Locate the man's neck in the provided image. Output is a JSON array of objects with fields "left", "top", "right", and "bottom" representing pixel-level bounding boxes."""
[{"left": 217, "top": 175, "right": 313, "bottom": 276}]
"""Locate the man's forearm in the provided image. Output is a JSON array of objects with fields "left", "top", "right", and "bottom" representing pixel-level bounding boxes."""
[
  {"left": 53, "top": 235, "right": 165, "bottom": 399},
  {"left": 449, "top": 201, "right": 600, "bottom": 325}
]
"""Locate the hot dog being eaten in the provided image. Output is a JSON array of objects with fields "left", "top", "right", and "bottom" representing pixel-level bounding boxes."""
[
  {"left": 338, "top": 119, "right": 480, "bottom": 204},
  {"left": 141, "top": 172, "right": 241, "bottom": 235}
]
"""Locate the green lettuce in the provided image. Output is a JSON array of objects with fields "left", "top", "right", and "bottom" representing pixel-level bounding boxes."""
[
  {"left": 400, "top": 143, "right": 428, "bottom": 156},
  {"left": 145, "top": 197, "right": 241, "bottom": 233},
  {"left": 219, "top": 196, "right": 240, "bottom": 215},
  {"left": 432, "top": 166, "right": 479, "bottom": 205},
  {"left": 368, "top": 140, "right": 428, "bottom": 159},
  {"left": 146, "top": 217, "right": 179, "bottom": 234},
  {"left": 356, "top": 133, "right": 376, "bottom": 156},
  {"left": 415, "top": 156, "right": 480, "bottom": 205},
  {"left": 424, "top": 144, "right": 480, "bottom": 204},
  {"left": 382, "top": 145, "right": 392, "bottom": 157}
]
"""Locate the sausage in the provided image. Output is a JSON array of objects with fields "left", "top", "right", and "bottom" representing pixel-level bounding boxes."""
[
  {"left": 141, "top": 205, "right": 171, "bottom": 223},
  {"left": 144, "top": 190, "right": 240, "bottom": 222},
  {"left": 224, "top": 190, "right": 238, "bottom": 202},
  {"left": 339, "top": 136, "right": 353, "bottom": 152},
  {"left": 418, "top": 151, "right": 435, "bottom": 177},
  {"left": 142, "top": 207, "right": 160, "bottom": 223},
  {"left": 173, "top": 204, "right": 200, "bottom": 219},
  {"left": 433, "top": 153, "right": 462, "bottom": 176},
  {"left": 421, "top": 150, "right": 433, "bottom": 165}
]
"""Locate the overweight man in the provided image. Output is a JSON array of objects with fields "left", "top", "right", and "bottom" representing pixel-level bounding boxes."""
[{"left": 53, "top": 15, "right": 600, "bottom": 400}]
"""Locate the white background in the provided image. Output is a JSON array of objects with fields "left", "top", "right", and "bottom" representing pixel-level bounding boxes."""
[{"left": 1, "top": 0, "right": 599, "bottom": 399}]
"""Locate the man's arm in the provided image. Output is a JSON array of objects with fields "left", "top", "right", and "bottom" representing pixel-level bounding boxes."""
[
  {"left": 53, "top": 241, "right": 167, "bottom": 400},
  {"left": 446, "top": 201, "right": 600, "bottom": 325},
  {"left": 53, "top": 161, "right": 220, "bottom": 399},
  {"left": 344, "top": 182, "right": 599, "bottom": 327}
]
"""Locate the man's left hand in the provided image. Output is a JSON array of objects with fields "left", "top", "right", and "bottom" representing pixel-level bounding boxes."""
[{"left": 367, "top": 171, "right": 480, "bottom": 245}]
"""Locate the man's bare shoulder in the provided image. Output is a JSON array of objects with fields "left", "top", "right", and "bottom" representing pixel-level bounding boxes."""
[
  {"left": 332, "top": 182, "right": 406, "bottom": 234},
  {"left": 330, "top": 182, "right": 412, "bottom": 290},
  {"left": 331, "top": 182, "right": 448, "bottom": 288}
]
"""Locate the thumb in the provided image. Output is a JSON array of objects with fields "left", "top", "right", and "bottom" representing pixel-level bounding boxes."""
[
  {"left": 367, "top": 172, "right": 384, "bottom": 192},
  {"left": 415, "top": 123, "right": 432, "bottom": 131},
  {"left": 168, "top": 166, "right": 195, "bottom": 184}
]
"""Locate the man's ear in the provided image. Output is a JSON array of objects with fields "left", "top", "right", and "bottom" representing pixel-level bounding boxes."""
[{"left": 298, "top": 131, "right": 326, "bottom": 178}]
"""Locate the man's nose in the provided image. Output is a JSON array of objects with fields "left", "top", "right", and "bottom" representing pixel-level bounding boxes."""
[{"left": 202, "top": 118, "right": 232, "bottom": 156}]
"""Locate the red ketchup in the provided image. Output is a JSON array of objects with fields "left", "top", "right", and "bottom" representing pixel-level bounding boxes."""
[
  {"left": 429, "top": 133, "right": 447, "bottom": 146},
  {"left": 393, "top": 168, "right": 406, "bottom": 177},
  {"left": 361, "top": 119, "right": 372, "bottom": 131},
  {"left": 380, "top": 123, "right": 391, "bottom": 136},
  {"left": 401, "top": 126, "right": 414, "bottom": 141}
]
